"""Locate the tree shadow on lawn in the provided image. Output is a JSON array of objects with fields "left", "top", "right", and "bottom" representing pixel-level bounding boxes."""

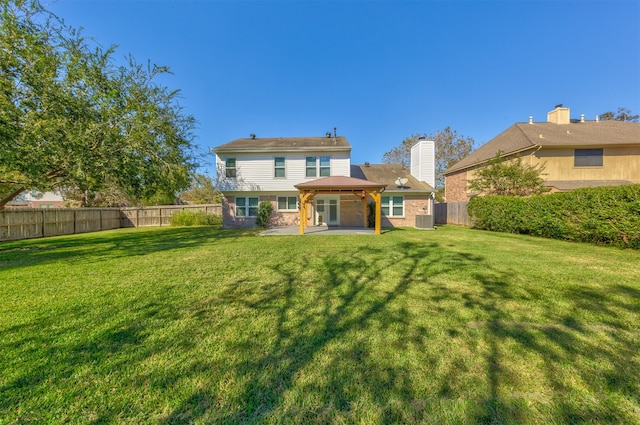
[
  {"left": 181, "top": 243, "right": 639, "bottom": 423},
  {"left": 458, "top": 271, "right": 640, "bottom": 424},
  {"left": 164, "top": 240, "right": 487, "bottom": 423},
  {"left": 2, "top": 233, "right": 638, "bottom": 423},
  {"left": 0, "top": 227, "right": 253, "bottom": 270}
]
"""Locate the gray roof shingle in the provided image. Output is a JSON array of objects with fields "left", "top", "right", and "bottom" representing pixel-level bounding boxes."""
[
  {"left": 351, "top": 164, "right": 435, "bottom": 192},
  {"left": 213, "top": 136, "right": 351, "bottom": 152},
  {"left": 446, "top": 120, "right": 640, "bottom": 174}
]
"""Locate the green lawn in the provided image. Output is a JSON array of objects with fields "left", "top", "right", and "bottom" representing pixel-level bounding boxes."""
[{"left": 1, "top": 226, "right": 638, "bottom": 424}]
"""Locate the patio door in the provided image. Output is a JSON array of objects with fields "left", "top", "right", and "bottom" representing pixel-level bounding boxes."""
[{"left": 315, "top": 196, "right": 340, "bottom": 226}]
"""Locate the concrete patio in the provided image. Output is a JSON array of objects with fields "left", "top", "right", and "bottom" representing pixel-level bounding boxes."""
[{"left": 259, "top": 224, "right": 376, "bottom": 236}]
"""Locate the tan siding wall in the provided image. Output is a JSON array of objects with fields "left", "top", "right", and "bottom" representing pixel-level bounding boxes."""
[
  {"left": 445, "top": 170, "right": 470, "bottom": 202},
  {"left": 535, "top": 146, "right": 640, "bottom": 181}
]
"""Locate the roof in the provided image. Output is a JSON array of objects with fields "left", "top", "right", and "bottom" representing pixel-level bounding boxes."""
[
  {"left": 351, "top": 164, "right": 436, "bottom": 193},
  {"left": 213, "top": 136, "right": 351, "bottom": 153},
  {"left": 446, "top": 120, "right": 640, "bottom": 174},
  {"left": 294, "top": 176, "right": 385, "bottom": 190}
]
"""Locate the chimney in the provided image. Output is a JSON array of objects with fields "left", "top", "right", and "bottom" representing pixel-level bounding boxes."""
[
  {"left": 547, "top": 105, "right": 570, "bottom": 124},
  {"left": 410, "top": 140, "right": 435, "bottom": 188}
]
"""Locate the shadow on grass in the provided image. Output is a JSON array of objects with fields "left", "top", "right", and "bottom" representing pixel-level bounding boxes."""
[
  {"left": 0, "top": 226, "right": 256, "bottom": 270},
  {"left": 1, "top": 230, "right": 638, "bottom": 423},
  {"left": 165, "top": 240, "right": 486, "bottom": 423}
]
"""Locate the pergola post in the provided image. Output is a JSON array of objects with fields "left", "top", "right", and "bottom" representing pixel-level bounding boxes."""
[{"left": 370, "top": 191, "right": 382, "bottom": 235}]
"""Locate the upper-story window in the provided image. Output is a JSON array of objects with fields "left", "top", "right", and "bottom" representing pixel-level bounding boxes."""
[
  {"left": 306, "top": 156, "right": 331, "bottom": 178},
  {"left": 274, "top": 157, "right": 286, "bottom": 178},
  {"left": 574, "top": 149, "right": 603, "bottom": 167},
  {"left": 319, "top": 156, "right": 331, "bottom": 176},
  {"left": 225, "top": 158, "right": 236, "bottom": 178}
]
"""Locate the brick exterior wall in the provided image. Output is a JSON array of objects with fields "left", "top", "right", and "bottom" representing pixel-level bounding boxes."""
[
  {"left": 381, "top": 194, "right": 431, "bottom": 228},
  {"left": 222, "top": 193, "right": 433, "bottom": 229},
  {"left": 444, "top": 170, "right": 470, "bottom": 202},
  {"left": 223, "top": 195, "right": 303, "bottom": 228},
  {"left": 340, "top": 195, "right": 367, "bottom": 227}
]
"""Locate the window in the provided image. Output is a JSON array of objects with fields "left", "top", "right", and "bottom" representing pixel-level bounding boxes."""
[
  {"left": 306, "top": 156, "right": 331, "bottom": 178},
  {"left": 306, "top": 157, "right": 317, "bottom": 177},
  {"left": 274, "top": 157, "right": 285, "bottom": 178},
  {"left": 277, "top": 196, "right": 298, "bottom": 211},
  {"left": 381, "top": 196, "right": 404, "bottom": 217},
  {"left": 319, "top": 156, "right": 331, "bottom": 177},
  {"left": 225, "top": 158, "right": 236, "bottom": 178},
  {"left": 574, "top": 149, "right": 603, "bottom": 167},
  {"left": 236, "top": 197, "right": 259, "bottom": 217}
]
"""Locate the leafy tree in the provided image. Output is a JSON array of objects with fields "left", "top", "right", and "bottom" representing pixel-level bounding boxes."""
[
  {"left": 382, "top": 127, "right": 474, "bottom": 199},
  {"left": 599, "top": 107, "right": 639, "bottom": 122},
  {"left": 179, "top": 173, "right": 221, "bottom": 204},
  {"left": 0, "top": 0, "right": 196, "bottom": 209},
  {"left": 467, "top": 152, "right": 545, "bottom": 197}
]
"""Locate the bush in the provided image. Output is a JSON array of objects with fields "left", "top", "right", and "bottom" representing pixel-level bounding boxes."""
[
  {"left": 468, "top": 184, "right": 640, "bottom": 248},
  {"left": 256, "top": 200, "right": 273, "bottom": 228},
  {"left": 169, "top": 210, "right": 222, "bottom": 227}
]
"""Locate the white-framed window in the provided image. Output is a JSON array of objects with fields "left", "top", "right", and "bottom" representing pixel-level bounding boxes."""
[
  {"left": 319, "top": 156, "right": 330, "bottom": 176},
  {"left": 274, "top": 157, "right": 286, "bottom": 178},
  {"left": 236, "top": 197, "right": 259, "bottom": 217},
  {"left": 277, "top": 196, "right": 298, "bottom": 211},
  {"left": 225, "top": 158, "right": 236, "bottom": 178},
  {"left": 381, "top": 196, "right": 404, "bottom": 217},
  {"left": 305, "top": 156, "right": 331, "bottom": 178},
  {"left": 574, "top": 148, "right": 603, "bottom": 167},
  {"left": 306, "top": 157, "right": 317, "bottom": 177}
]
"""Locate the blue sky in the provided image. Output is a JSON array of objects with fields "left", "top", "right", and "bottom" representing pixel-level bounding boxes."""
[{"left": 48, "top": 0, "right": 640, "bottom": 175}]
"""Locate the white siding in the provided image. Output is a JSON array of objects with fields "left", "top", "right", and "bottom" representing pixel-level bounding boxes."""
[
  {"left": 216, "top": 151, "right": 351, "bottom": 192},
  {"left": 411, "top": 140, "right": 435, "bottom": 187}
]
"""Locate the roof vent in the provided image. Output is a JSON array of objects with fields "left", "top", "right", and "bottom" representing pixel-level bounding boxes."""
[
  {"left": 326, "top": 132, "right": 331, "bottom": 138},
  {"left": 364, "top": 162, "right": 370, "bottom": 167},
  {"left": 250, "top": 133, "right": 256, "bottom": 139},
  {"left": 418, "top": 136, "right": 426, "bottom": 140},
  {"left": 529, "top": 116, "right": 533, "bottom": 124},
  {"left": 580, "top": 114, "right": 585, "bottom": 123}
]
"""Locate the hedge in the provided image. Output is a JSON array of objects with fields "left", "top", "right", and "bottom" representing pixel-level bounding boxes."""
[
  {"left": 169, "top": 210, "right": 222, "bottom": 227},
  {"left": 467, "top": 184, "right": 640, "bottom": 248}
]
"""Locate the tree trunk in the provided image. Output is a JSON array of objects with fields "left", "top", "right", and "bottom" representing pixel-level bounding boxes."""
[{"left": 0, "top": 186, "right": 26, "bottom": 210}]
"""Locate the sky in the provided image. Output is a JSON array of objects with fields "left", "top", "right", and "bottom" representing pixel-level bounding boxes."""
[{"left": 46, "top": 0, "right": 640, "bottom": 176}]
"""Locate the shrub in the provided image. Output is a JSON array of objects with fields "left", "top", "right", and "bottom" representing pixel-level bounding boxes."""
[
  {"left": 256, "top": 200, "right": 273, "bottom": 228},
  {"left": 169, "top": 210, "right": 222, "bottom": 227},
  {"left": 468, "top": 184, "right": 640, "bottom": 248}
]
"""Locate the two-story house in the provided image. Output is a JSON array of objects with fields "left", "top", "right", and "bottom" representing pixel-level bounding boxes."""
[
  {"left": 444, "top": 105, "right": 640, "bottom": 202},
  {"left": 213, "top": 134, "right": 436, "bottom": 233}
]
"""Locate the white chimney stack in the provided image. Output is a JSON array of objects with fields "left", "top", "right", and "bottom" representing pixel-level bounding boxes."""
[{"left": 411, "top": 139, "right": 435, "bottom": 188}]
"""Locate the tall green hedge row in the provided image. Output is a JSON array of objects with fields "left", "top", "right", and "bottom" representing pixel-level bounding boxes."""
[{"left": 467, "top": 184, "right": 640, "bottom": 248}]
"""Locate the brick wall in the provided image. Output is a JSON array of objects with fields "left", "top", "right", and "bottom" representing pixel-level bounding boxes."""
[
  {"left": 445, "top": 170, "right": 469, "bottom": 202},
  {"left": 383, "top": 195, "right": 431, "bottom": 227}
]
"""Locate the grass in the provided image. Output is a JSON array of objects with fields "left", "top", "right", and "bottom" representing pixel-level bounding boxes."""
[{"left": 0, "top": 226, "right": 639, "bottom": 424}]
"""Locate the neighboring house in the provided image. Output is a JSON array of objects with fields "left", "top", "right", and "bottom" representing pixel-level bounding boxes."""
[
  {"left": 444, "top": 105, "right": 640, "bottom": 202},
  {"left": 6, "top": 191, "right": 65, "bottom": 209},
  {"left": 213, "top": 134, "right": 436, "bottom": 232}
]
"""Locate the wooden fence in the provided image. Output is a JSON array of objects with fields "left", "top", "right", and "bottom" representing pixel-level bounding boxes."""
[
  {"left": 0, "top": 204, "right": 222, "bottom": 242},
  {"left": 434, "top": 201, "right": 470, "bottom": 226}
]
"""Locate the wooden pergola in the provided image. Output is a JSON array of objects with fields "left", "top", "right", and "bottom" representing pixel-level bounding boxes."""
[{"left": 294, "top": 176, "right": 387, "bottom": 235}]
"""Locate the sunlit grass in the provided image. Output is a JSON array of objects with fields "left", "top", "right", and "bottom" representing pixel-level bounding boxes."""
[{"left": 1, "top": 226, "right": 638, "bottom": 424}]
